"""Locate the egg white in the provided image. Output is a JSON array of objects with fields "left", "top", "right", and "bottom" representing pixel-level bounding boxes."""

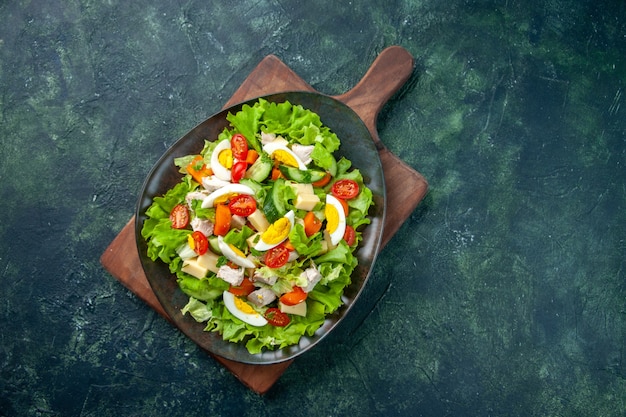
[
  {"left": 201, "top": 183, "right": 255, "bottom": 208},
  {"left": 222, "top": 291, "right": 268, "bottom": 326},
  {"left": 254, "top": 210, "right": 295, "bottom": 251},
  {"left": 263, "top": 142, "right": 307, "bottom": 170},
  {"left": 325, "top": 194, "right": 346, "bottom": 245},
  {"left": 217, "top": 236, "right": 256, "bottom": 268},
  {"left": 210, "top": 139, "right": 233, "bottom": 181}
]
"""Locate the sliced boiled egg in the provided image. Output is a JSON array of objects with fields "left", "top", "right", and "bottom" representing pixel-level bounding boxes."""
[
  {"left": 263, "top": 141, "right": 307, "bottom": 170},
  {"left": 222, "top": 291, "right": 268, "bottom": 326},
  {"left": 210, "top": 139, "right": 233, "bottom": 181},
  {"left": 325, "top": 194, "right": 346, "bottom": 245},
  {"left": 217, "top": 236, "right": 256, "bottom": 268},
  {"left": 201, "top": 183, "right": 255, "bottom": 208},
  {"left": 254, "top": 210, "right": 295, "bottom": 251}
]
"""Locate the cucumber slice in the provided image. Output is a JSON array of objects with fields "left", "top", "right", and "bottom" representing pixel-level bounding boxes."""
[
  {"left": 208, "top": 236, "right": 222, "bottom": 255},
  {"left": 245, "top": 152, "right": 272, "bottom": 182},
  {"left": 263, "top": 178, "right": 287, "bottom": 223},
  {"left": 278, "top": 165, "right": 326, "bottom": 183}
]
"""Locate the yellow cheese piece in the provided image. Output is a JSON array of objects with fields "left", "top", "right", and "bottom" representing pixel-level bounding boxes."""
[
  {"left": 294, "top": 193, "right": 320, "bottom": 211},
  {"left": 181, "top": 258, "right": 208, "bottom": 279},
  {"left": 196, "top": 251, "right": 220, "bottom": 274},
  {"left": 246, "top": 232, "right": 261, "bottom": 250},
  {"left": 279, "top": 300, "right": 307, "bottom": 317},
  {"left": 290, "top": 183, "right": 314, "bottom": 195},
  {"left": 248, "top": 210, "right": 270, "bottom": 233}
]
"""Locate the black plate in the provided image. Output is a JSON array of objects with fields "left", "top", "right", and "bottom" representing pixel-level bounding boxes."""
[{"left": 135, "top": 92, "right": 386, "bottom": 364}]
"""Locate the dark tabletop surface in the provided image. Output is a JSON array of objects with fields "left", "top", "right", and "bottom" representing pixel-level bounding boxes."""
[{"left": 2, "top": 0, "right": 625, "bottom": 416}]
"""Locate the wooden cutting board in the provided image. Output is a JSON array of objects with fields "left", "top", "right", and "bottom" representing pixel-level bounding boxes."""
[{"left": 100, "top": 46, "right": 428, "bottom": 394}]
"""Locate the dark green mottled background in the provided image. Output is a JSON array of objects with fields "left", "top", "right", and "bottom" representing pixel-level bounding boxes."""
[{"left": 1, "top": 0, "right": 625, "bottom": 415}]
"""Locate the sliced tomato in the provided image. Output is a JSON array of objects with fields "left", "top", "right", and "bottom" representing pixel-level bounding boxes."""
[
  {"left": 228, "top": 194, "right": 257, "bottom": 217},
  {"left": 331, "top": 179, "right": 359, "bottom": 200},
  {"left": 312, "top": 171, "right": 331, "bottom": 187},
  {"left": 231, "top": 160, "right": 248, "bottom": 183},
  {"left": 169, "top": 204, "right": 189, "bottom": 229},
  {"left": 228, "top": 277, "right": 256, "bottom": 296},
  {"left": 343, "top": 225, "right": 356, "bottom": 246},
  {"left": 303, "top": 211, "right": 322, "bottom": 237},
  {"left": 191, "top": 231, "right": 209, "bottom": 255},
  {"left": 337, "top": 197, "right": 349, "bottom": 215},
  {"left": 230, "top": 133, "right": 248, "bottom": 160},
  {"left": 264, "top": 244, "right": 289, "bottom": 268},
  {"left": 279, "top": 286, "right": 307, "bottom": 306},
  {"left": 265, "top": 307, "right": 290, "bottom": 327},
  {"left": 214, "top": 203, "right": 231, "bottom": 236}
]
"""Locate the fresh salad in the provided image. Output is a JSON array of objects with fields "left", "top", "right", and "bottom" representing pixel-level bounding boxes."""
[{"left": 141, "top": 98, "right": 374, "bottom": 354}]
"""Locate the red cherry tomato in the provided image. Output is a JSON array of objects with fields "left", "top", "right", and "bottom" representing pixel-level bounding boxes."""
[
  {"left": 230, "top": 133, "right": 248, "bottom": 160},
  {"left": 231, "top": 160, "right": 248, "bottom": 183},
  {"left": 331, "top": 179, "right": 359, "bottom": 200},
  {"left": 279, "top": 286, "right": 307, "bottom": 306},
  {"left": 343, "top": 225, "right": 356, "bottom": 246},
  {"left": 228, "top": 277, "right": 256, "bottom": 296},
  {"left": 265, "top": 307, "right": 290, "bottom": 327},
  {"left": 169, "top": 204, "right": 189, "bottom": 229},
  {"left": 264, "top": 244, "right": 290, "bottom": 268},
  {"left": 191, "top": 231, "right": 209, "bottom": 255},
  {"left": 228, "top": 194, "right": 257, "bottom": 217}
]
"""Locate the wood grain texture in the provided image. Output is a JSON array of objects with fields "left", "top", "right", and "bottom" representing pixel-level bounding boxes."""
[{"left": 100, "top": 46, "right": 427, "bottom": 394}]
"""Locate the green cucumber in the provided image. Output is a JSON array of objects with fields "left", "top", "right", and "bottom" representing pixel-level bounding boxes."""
[
  {"left": 208, "top": 236, "right": 222, "bottom": 255},
  {"left": 278, "top": 165, "right": 326, "bottom": 183},
  {"left": 263, "top": 178, "right": 287, "bottom": 223},
  {"left": 245, "top": 152, "right": 272, "bottom": 182}
]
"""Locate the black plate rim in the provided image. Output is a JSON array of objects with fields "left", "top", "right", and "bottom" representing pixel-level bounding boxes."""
[{"left": 135, "top": 91, "right": 386, "bottom": 364}]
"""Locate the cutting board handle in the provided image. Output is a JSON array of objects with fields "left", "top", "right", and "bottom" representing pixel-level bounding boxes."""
[{"left": 334, "top": 46, "right": 414, "bottom": 147}]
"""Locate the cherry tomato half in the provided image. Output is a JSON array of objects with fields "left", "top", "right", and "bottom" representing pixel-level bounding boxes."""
[
  {"left": 343, "top": 225, "right": 356, "bottom": 246},
  {"left": 169, "top": 204, "right": 189, "bottom": 229},
  {"left": 230, "top": 133, "right": 248, "bottom": 160},
  {"left": 231, "top": 160, "right": 248, "bottom": 184},
  {"left": 264, "top": 244, "right": 290, "bottom": 269},
  {"left": 228, "top": 194, "right": 257, "bottom": 217},
  {"left": 265, "top": 307, "right": 290, "bottom": 327},
  {"left": 279, "top": 286, "right": 307, "bottom": 306},
  {"left": 228, "top": 277, "right": 256, "bottom": 296},
  {"left": 331, "top": 179, "right": 359, "bottom": 200},
  {"left": 191, "top": 231, "right": 209, "bottom": 255}
]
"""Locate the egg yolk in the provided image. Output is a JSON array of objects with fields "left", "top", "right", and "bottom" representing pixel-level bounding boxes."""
[
  {"left": 214, "top": 192, "right": 237, "bottom": 205},
  {"left": 229, "top": 244, "right": 246, "bottom": 259},
  {"left": 273, "top": 149, "right": 299, "bottom": 168},
  {"left": 234, "top": 296, "right": 258, "bottom": 315},
  {"left": 261, "top": 217, "right": 291, "bottom": 244},
  {"left": 325, "top": 203, "right": 339, "bottom": 233},
  {"left": 218, "top": 149, "right": 233, "bottom": 169}
]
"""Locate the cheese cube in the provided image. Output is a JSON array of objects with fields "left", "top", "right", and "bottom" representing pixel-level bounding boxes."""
[
  {"left": 290, "top": 183, "right": 314, "bottom": 195},
  {"left": 279, "top": 300, "right": 307, "bottom": 317},
  {"left": 181, "top": 258, "right": 208, "bottom": 279},
  {"left": 294, "top": 193, "right": 320, "bottom": 211},
  {"left": 246, "top": 232, "right": 261, "bottom": 249},
  {"left": 248, "top": 210, "right": 269, "bottom": 232},
  {"left": 196, "top": 251, "right": 220, "bottom": 274}
]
